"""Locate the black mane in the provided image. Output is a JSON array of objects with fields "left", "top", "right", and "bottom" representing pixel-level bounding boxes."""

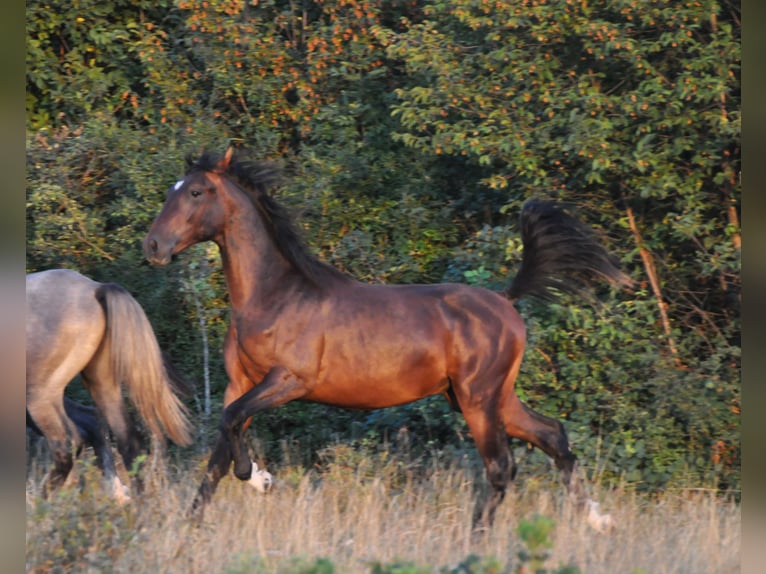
[{"left": 187, "top": 150, "right": 351, "bottom": 289}]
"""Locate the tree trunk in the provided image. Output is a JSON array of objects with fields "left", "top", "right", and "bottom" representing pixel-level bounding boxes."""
[
  {"left": 625, "top": 206, "right": 682, "bottom": 366},
  {"left": 183, "top": 269, "right": 212, "bottom": 449}
]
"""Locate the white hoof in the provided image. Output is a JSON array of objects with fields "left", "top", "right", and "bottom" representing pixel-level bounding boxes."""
[
  {"left": 586, "top": 499, "right": 613, "bottom": 532},
  {"left": 111, "top": 476, "right": 132, "bottom": 506},
  {"left": 246, "top": 462, "right": 273, "bottom": 493}
]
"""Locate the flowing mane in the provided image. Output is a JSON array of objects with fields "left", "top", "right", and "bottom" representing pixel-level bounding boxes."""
[{"left": 186, "top": 151, "right": 352, "bottom": 289}]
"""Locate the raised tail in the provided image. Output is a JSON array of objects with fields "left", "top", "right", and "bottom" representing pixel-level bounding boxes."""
[
  {"left": 95, "top": 284, "right": 193, "bottom": 446},
  {"left": 506, "top": 200, "right": 632, "bottom": 302}
]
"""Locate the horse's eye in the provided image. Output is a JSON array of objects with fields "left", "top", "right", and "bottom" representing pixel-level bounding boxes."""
[{"left": 191, "top": 189, "right": 202, "bottom": 198}]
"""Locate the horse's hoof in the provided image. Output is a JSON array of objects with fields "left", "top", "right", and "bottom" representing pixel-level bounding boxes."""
[
  {"left": 233, "top": 459, "right": 253, "bottom": 481},
  {"left": 186, "top": 500, "right": 206, "bottom": 525},
  {"left": 246, "top": 462, "right": 273, "bottom": 494},
  {"left": 110, "top": 476, "right": 132, "bottom": 506},
  {"left": 586, "top": 500, "right": 614, "bottom": 533}
]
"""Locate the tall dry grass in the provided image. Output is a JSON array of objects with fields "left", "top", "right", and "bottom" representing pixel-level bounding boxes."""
[{"left": 26, "top": 445, "right": 740, "bottom": 573}]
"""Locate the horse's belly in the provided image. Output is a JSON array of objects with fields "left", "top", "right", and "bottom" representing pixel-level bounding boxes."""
[{"left": 303, "top": 355, "right": 449, "bottom": 409}]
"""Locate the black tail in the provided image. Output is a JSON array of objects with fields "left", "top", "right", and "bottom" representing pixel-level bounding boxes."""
[{"left": 506, "top": 200, "right": 632, "bottom": 302}]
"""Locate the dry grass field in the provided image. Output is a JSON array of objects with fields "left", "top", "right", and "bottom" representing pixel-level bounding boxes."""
[{"left": 26, "top": 446, "right": 740, "bottom": 574}]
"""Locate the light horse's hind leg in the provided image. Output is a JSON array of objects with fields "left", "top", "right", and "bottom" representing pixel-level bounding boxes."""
[
  {"left": 27, "top": 393, "right": 132, "bottom": 501},
  {"left": 26, "top": 399, "right": 82, "bottom": 494},
  {"left": 82, "top": 352, "right": 143, "bottom": 491},
  {"left": 62, "top": 398, "right": 131, "bottom": 503}
]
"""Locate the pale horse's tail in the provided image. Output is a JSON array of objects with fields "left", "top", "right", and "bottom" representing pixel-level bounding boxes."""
[{"left": 96, "top": 283, "right": 193, "bottom": 447}]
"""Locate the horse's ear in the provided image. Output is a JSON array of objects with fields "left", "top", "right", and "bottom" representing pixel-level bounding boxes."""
[{"left": 217, "top": 147, "right": 234, "bottom": 172}]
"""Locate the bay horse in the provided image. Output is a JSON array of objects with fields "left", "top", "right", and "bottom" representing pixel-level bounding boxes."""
[
  {"left": 26, "top": 269, "right": 193, "bottom": 500},
  {"left": 143, "top": 148, "right": 630, "bottom": 527}
]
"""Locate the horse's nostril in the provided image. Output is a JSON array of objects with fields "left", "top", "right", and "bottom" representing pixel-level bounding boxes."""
[{"left": 149, "top": 239, "right": 158, "bottom": 253}]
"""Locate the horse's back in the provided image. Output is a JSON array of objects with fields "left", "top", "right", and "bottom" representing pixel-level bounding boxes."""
[
  {"left": 340, "top": 281, "right": 524, "bottom": 342},
  {"left": 371, "top": 282, "right": 527, "bottom": 375},
  {"left": 26, "top": 269, "right": 108, "bottom": 396}
]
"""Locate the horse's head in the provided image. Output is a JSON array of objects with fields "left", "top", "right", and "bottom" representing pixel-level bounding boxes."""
[{"left": 143, "top": 149, "right": 234, "bottom": 265}]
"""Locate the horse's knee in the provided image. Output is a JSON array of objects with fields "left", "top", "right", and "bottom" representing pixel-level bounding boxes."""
[
  {"left": 48, "top": 449, "right": 74, "bottom": 491},
  {"left": 220, "top": 403, "right": 244, "bottom": 438},
  {"left": 116, "top": 434, "right": 141, "bottom": 471},
  {"left": 548, "top": 421, "right": 576, "bottom": 480},
  {"left": 486, "top": 453, "right": 512, "bottom": 491},
  {"left": 555, "top": 446, "right": 576, "bottom": 473}
]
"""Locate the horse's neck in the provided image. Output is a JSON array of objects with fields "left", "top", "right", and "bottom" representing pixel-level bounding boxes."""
[{"left": 217, "top": 204, "right": 296, "bottom": 311}]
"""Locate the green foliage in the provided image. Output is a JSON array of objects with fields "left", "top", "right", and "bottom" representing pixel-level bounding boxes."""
[
  {"left": 26, "top": 462, "right": 137, "bottom": 572},
  {"left": 517, "top": 515, "right": 557, "bottom": 573},
  {"left": 369, "top": 560, "right": 432, "bottom": 574},
  {"left": 516, "top": 515, "right": 581, "bottom": 574},
  {"left": 225, "top": 555, "right": 336, "bottom": 574},
  {"left": 442, "top": 555, "right": 504, "bottom": 574},
  {"left": 225, "top": 554, "right": 506, "bottom": 574},
  {"left": 26, "top": 0, "right": 739, "bottom": 494},
  {"left": 368, "top": 554, "right": 504, "bottom": 574},
  {"left": 26, "top": 0, "right": 177, "bottom": 129},
  {"left": 225, "top": 542, "right": 573, "bottom": 574}
]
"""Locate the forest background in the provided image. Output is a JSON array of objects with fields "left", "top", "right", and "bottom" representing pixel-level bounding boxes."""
[{"left": 26, "top": 0, "right": 740, "bottom": 497}]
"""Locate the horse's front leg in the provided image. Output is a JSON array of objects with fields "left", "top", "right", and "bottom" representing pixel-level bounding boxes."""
[
  {"left": 189, "top": 355, "right": 248, "bottom": 518},
  {"left": 189, "top": 431, "right": 233, "bottom": 520},
  {"left": 221, "top": 366, "right": 308, "bottom": 481}
]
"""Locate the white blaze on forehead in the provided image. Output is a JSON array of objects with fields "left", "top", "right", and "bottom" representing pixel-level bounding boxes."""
[{"left": 174, "top": 179, "right": 184, "bottom": 191}]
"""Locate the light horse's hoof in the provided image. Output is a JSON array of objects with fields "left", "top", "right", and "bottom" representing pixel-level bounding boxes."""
[
  {"left": 246, "top": 462, "right": 273, "bottom": 493},
  {"left": 111, "top": 476, "right": 132, "bottom": 506},
  {"left": 585, "top": 499, "right": 614, "bottom": 532}
]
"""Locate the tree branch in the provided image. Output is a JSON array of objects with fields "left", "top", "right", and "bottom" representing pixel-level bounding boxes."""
[{"left": 625, "top": 206, "right": 682, "bottom": 366}]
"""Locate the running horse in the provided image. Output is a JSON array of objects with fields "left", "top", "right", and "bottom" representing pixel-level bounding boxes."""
[
  {"left": 144, "top": 148, "right": 630, "bottom": 527},
  {"left": 26, "top": 269, "right": 193, "bottom": 500}
]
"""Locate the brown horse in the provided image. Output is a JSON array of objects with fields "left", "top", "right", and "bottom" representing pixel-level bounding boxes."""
[
  {"left": 144, "top": 148, "right": 630, "bottom": 527},
  {"left": 26, "top": 269, "right": 193, "bottom": 499}
]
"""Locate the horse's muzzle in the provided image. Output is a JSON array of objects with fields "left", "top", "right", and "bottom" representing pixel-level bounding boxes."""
[{"left": 143, "top": 236, "right": 172, "bottom": 266}]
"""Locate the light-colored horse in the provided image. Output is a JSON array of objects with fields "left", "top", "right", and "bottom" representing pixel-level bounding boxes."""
[{"left": 26, "top": 269, "right": 193, "bottom": 500}]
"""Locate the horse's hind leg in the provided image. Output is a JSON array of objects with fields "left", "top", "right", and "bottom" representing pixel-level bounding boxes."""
[
  {"left": 26, "top": 399, "right": 80, "bottom": 495},
  {"left": 501, "top": 392, "right": 584, "bottom": 503},
  {"left": 501, "top": 394, "right": 615, "bottom": 530},
  {"left": 82, "top": 357, "right": 143, "bottom": 490},
  {"left": 64, "top": 398, "right": 131, "bottom": 503},
  {"left": 454, "top": 397, "right": 515, "bottom": 529}
]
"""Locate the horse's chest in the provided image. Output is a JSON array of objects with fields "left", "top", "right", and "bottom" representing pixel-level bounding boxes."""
[
  {"left": 231, "top": 311, "right": 322, "bottom": 383},
  {"left": 230, "top": 315, "right": 278, "bottom": 371}
]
